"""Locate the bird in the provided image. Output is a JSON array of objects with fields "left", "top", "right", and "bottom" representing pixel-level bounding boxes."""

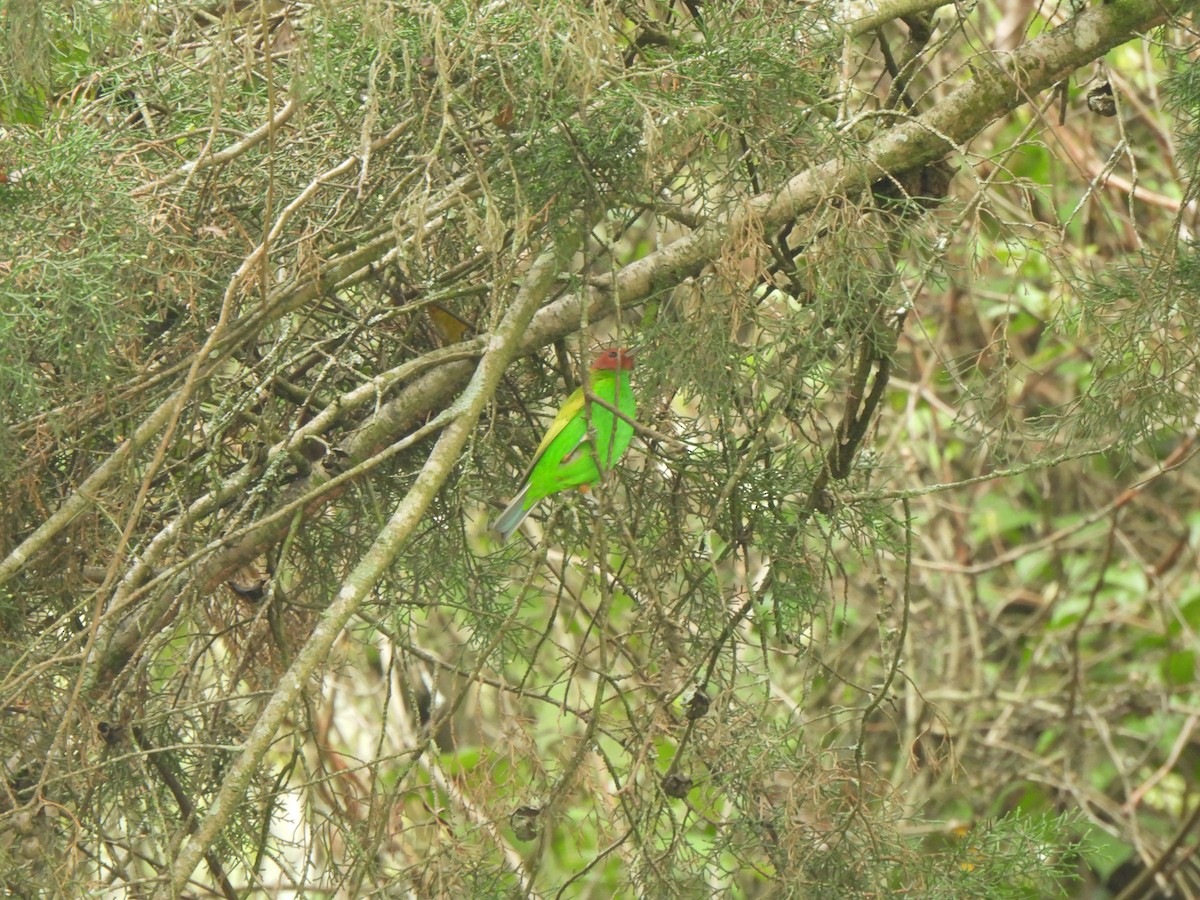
[{"left": 494, "top": 347, "right": 637, "bottom": 542}]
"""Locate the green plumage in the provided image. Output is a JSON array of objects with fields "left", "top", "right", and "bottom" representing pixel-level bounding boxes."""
[{"left": 494, "top": 350, "right": 637, "bottom": 542}]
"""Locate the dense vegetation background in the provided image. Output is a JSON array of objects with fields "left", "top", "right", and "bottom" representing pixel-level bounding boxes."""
[{"left": 3, "top": 1, "right": 1200, "bottom": 896}]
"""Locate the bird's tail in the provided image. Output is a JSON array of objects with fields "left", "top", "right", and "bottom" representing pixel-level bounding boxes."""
[{"left": 493, "top": 485, "right": 538, "bottom": 543}]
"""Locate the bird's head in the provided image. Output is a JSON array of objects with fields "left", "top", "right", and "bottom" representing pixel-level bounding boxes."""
[{"left": 590, "top": 347, "right": 635, "bottom": 371}]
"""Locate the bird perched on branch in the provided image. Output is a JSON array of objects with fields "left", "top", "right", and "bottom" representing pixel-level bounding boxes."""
[{"left": 494, "top": 348, "right": 637, "bottom": 542}]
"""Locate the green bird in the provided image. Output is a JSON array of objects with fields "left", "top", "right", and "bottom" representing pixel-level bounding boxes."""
[{"left": 494, "top": 348, "right": 637, "bottom": 542}]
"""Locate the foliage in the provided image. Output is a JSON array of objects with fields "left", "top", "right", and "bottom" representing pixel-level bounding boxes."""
[{"left": 2, "top": 0, "right": 1199, "bottom": 896}]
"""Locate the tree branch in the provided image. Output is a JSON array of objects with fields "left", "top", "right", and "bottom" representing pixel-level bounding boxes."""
[
  {"left": 96, "top": 0, "right": 1179, "bottom": 646},
  {"left": 158, "top": 240, "right": 571, "bottom": 898},
  {"left": 840, "top": 0, "right": 953, "bottom": 35}
]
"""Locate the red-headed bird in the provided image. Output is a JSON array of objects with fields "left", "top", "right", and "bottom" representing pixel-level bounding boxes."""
[{"left": 494, "top": 348, "right": 637, "bottom": 541}]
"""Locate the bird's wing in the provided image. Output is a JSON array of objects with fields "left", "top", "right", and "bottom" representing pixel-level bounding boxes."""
[{"left": 531, "top": 384, "right": 586, "bottom": 462}]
